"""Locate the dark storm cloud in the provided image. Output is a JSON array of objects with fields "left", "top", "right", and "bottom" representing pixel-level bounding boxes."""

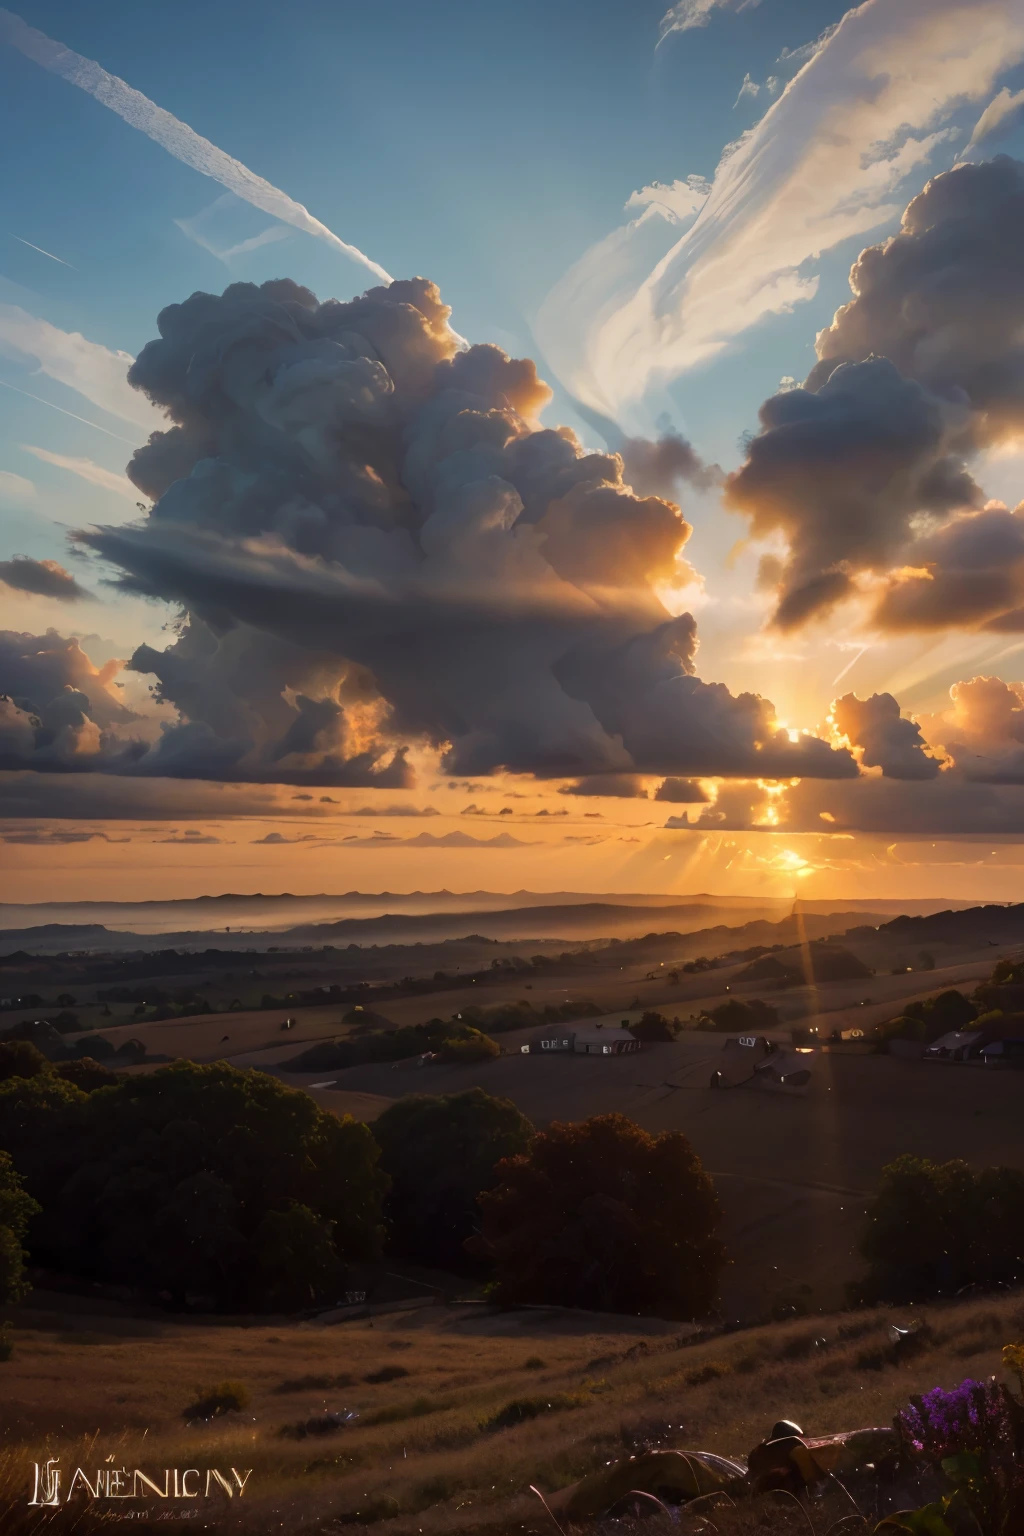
[
  {"left": 653, "top": 776, "right": 710, "bottom": 802},
  {"left": 558, "top": 774, "right": 650, "bottom": 797},
  {"left": 75, "top": 275, "right": 855, "bottom": 782},
  {"left": 0, "top": 773, "right": 322, "bottom": 820},
  {"left": 0, "top": 556, "right": 91, "bottom": 601},
  {"left": 831, "top": 691, "right": 941, "bottom": 780},
  {"left": 872, "top": 502, "right": 1024, "bottom": 633},
  {"left": 724, "top": 358, "right": 980, "bottom": 628},
  {"left": 781, "top": 774, "right": 1024, "bottom": 836}
]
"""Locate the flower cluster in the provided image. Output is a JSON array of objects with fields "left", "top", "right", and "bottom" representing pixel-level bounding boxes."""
[
  {"left": 897, "top": 1378, "right": 1009, "bottom": 1459},
  {"left": 896, "top": 1377, "right": 1024, "bottom": 1536}
]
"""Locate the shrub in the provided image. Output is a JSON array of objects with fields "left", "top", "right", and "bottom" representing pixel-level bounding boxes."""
[
  {"left": 273, "top": 1373, "right": 354, "bottom": 1394},
  {"left": 436, "top": 1030, "right": 500, "bottom": 1064},
  {"left": 364, "top": 1364, "right": 409, "bottom": 1383},
  {"left": 685, "top": 1359, "right": 732, "bottom": 1386},
  {"left": 629, "top": 1011, "right": 678, "bottom": 1043},
  {"left": 373, "top": 1088, "right": 533, "bottom": 1270},
  {"left": 473, "top": 1113, "right": 724, "bottom": 1319},
  {"left": 484, "top": 1391, "right": 586, "bottom": 1430},
  {"left": 183, "top": 1380, "right": 249, "bottom": 1421}
]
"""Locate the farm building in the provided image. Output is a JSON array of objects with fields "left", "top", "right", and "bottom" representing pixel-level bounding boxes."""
[{"left": 521, "top": 1021, "right": 640, "bottom": 1056}]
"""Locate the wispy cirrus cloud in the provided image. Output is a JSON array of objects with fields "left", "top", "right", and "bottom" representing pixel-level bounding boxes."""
[
  {"left": 0, "top": 303, "right": 162, "bottom": 432},
  {"left": 0, "top": 8, "right": 391, "bottom": 285},
  {"left": 658, "top": 0, "right": 760, "bottom": 45},
  {"left": 20, "top": 444, "right": 139, "bottom": 500},
  {"left": 538, "top": 0, "right": 1024, "bottom": 422}
]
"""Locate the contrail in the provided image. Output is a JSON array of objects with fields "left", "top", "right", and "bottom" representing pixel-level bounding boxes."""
[
  {"left": 14, "top": 235, "right": 75, "bottom": 268},
  {"left": 0, "top": 378, "right": 141, "bottom": 445},
  {"left": 0, "top": 8, "right": 393, "bottom": 286}
]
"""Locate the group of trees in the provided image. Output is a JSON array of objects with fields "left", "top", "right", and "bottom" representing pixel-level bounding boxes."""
[
  {"left": 859, "top": 1155, "right": 1024, "bottom": 1302},
  {"left": 696, "top": 998, "right": 780, "bottom": 1033},
  {"left": 879, "top": 988, "right": 978, "bottom": 1045},
  {"left": 0, "top": 1054, "right": 386, "bottom": 1310},
  {"left": 0, "top": 1047, "right": 727, "bottom": 1322}
]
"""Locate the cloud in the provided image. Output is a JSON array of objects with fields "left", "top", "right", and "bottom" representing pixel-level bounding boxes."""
[
  {"left": 0, "top": 772, "right": 324, "bottom": 820},
  {"left": 872, "top": 501, "right": 1024, "bottom": 633},
  {"left": 156, "top": 831, "right": 225, "bottom": 844},
  {"left": 0, "top": 556, "right": 91, "bottom": 601},
  {"left": 811, "top": 156, "right": 1024, "bottom": 450},
  {"left": 0, "top": 469, "right": 35, "bottom": 508},
  {"left": 658, "top": 0, "right": 759, "bottom": 43},
  {"left": 0, "top": 9, "right": 391, "bottom": 286},
  {"left": 76, "top": 275, "right": 854, "bottom": 784},
  {"left": 0, "top": 827, "right": 127, "bottom": 844},
  {"left": 965, "top": 86, "right": 1024, "bottom": 151},
  {"left": 342, "top": 803, "right": 440, "bottom": 817},
  {"left": 0, "top": 303, "right": 163, "bottom": 432},
  {"left": 831, "top": 691, "right": 941, "bottom": 780},
  {"left": 559, "top": 774, "right": 649, "bottom": 798},
  {"left": 654, "top": 776, "right": 710, "bottom": 802},
  {"left": 0, "top": 624, "right": 411, "bottom": 787},
  {"left": 667, "top": 779, "right": 771, "bottom": 830},
  {"left": 538, "top": 0, "right": 1024, "bottom": 419},
  {"left": 724, "top": 358, "right": 981, "bottom": 628},
  {"left": 251, "top": 830, "right": 324, "bottom": 844},
  {"left": 780, "top": 772, "right": 1024, "bottom": 835},
  {"left": 918, "top": 675, "right": 1024, "bottom": 783},
  {"left": 624, "top": 178, "right": 711, "bottom": 220},
  {"left": 21, "top": 444, "right": 139, "bottom": 499},
  {"left": 343, "top": 829, "right": 536, "bottom": 849}
]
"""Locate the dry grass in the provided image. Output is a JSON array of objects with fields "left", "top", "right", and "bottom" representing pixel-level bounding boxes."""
[{"left": 2, "top": 1289, "right": 1023, "bottom": 1535}]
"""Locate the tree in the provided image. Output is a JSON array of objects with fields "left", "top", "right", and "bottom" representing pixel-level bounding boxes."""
[
  {"left": 0, "top": 1060, "right": 388, "bottom": 1310},
  {"left": 629, "top": 1011, "right": 678, "bottom": 1043},
  {"left": 373, "top": 1089, "right": 533, "bottom": 1270},
  {"left": 0, "top": 1041, "right": 50, "bottom": 1082},
  {"left": 858, "top": 1155, "right": 1024, "bottom": 1303},
  {"left": 0, "top": 1150, "right": 40, "bottom": 1303},
  {"left": 473, "top": 1113, "right": 725, "bottom": 1319},
  {"left": 700, "top": 998, "right": 780, "bottom": 1033},
  {"left": 252, "top": 1203, "right": 347, "bottom": 1309}
]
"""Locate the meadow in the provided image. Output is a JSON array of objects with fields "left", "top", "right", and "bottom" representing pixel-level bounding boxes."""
[{"left": 2, "top": 1286, "right": 1022, "bottom": 1535}]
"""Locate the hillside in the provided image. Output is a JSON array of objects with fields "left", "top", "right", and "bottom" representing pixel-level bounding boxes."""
[{"left": 2, "top": 1285, "right": 1021, "bottom": 1536}]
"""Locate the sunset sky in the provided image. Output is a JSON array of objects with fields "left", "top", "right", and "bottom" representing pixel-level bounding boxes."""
[{"left": 4, "top": 0, "right": 1024, "bottom": 904}]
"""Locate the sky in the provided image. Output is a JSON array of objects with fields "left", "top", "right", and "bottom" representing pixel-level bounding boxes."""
[{"left": 4, "top": 0, "right": 1024, "bottom": 903}]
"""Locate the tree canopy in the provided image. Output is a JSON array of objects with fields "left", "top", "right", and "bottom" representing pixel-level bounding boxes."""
[
  {"left": 0, "top": 1149, "right": 39, "bottom": 1304},
  {"left": 859, "top": 1155, "right": 1024, "bottom": 1303},
  {"left": 472, "top": 1113, "right": 724, "bottom": 1319},
  {"left": 0, "top": 1059, "right": 387, "bottom": 1309},
  {"left": 373, "top": 1088, "right": 533, "bottom": 1270}
]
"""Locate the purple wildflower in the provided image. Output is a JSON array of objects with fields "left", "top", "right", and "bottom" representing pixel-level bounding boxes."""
[{"left": 895, "top": 1377, "right": 1024, "bottom": 1536}]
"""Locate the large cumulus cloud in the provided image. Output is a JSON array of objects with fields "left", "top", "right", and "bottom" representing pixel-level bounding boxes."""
[
  {"left": 810, "top": 155, "right": 1024, "bottom": 445},
  {"left": 727, "top": 157, "right": 1024, "bottom": 631},
  {"left": 0, "top": 626, "right": 410, "bottom": 787},
  {"left": 74, "top": 275, "right": 855, "bottom": 782}
]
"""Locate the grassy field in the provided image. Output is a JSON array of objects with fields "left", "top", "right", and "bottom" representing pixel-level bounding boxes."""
[{"left": 2, "top": 1287, "right": 1022, "bottom": 1535}]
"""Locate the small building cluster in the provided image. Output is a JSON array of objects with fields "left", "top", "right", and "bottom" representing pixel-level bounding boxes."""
[{"left": 521, "top": 1021, "right": 640, "bottom": 1057}]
